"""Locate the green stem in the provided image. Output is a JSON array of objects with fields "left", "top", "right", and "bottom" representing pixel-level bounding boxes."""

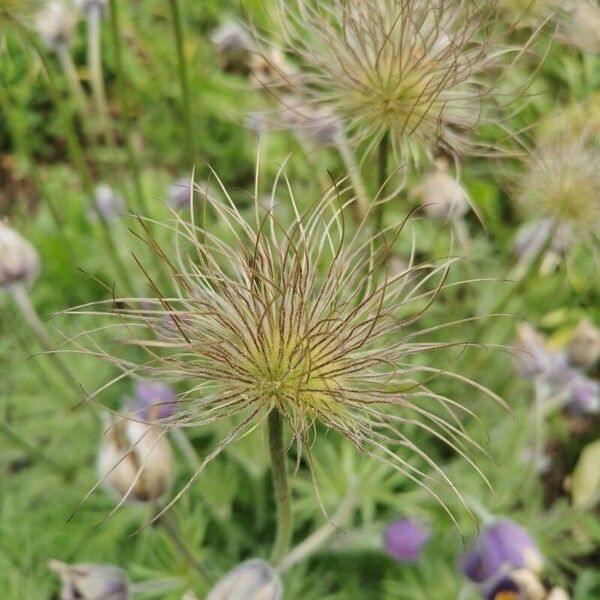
[
  {"left": 268, "top": 408, "right": 292, "bottom": 564},
  {"left": 108, "top": 0, "right": 149, "bottom": 216},
  {"left": 373, "top": 131, "right": 389, "bottom": 235},
  {"left": 56, "top": 45, "right": 89, "bottom": 115},
  {"left": 87, "top": 5, "right": 114, "bottom": 145},
  {"left": 168, "top": 0, "right": 196, "bottom": 164}
]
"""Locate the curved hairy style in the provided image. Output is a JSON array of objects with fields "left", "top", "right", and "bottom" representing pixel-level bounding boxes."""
[
  {"left": 60, "top": 169, "right": 503, "bottom": 523},
  {"left": 519, "top": 137, "right": 600, "bottom": 246},
  {"left": 266, "top": 0, "right": 517, "bottom": 162}
]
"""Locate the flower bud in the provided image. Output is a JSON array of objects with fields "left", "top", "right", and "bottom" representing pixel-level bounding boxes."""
[
  {"left": 409, "top": 160, "right": 470, "bottom": 221},
  {"left": 92, "top": 185, "right": 126, "bottom": 220},
  {"left": 568, "top": 319, "right": 600, "bottom": 369},
  {"left": 131, "top": 380, "right": 177, "bottom": 422},
  {"left": 484, "top": 570, "right": 546, "bottom": 600},
  {"left": 0, "top": 221, "right": 40, "bottom": 288},
  {"left": 461, "top": 519, "right": 543, "bottom": 584},
  {"left": 384, "top": 519, "right": 431, "bottom": 562},
  {"left": 49, "top": 560, "right": 129, "bottom": 600},
  {"left": 98, "top": 418, "right": 174, "bottom": 503},
  {"left": 206, "top": 559, "right": 283, "bottom": 600},
  {"left": 211, "top": 22, "right": 255, "bottom": 73},
  {"left": 35, "top": 0, "right": 76, "bottom": 50},
  {"left": 546, "top": 588, "right": 570, "bottom": 600}
]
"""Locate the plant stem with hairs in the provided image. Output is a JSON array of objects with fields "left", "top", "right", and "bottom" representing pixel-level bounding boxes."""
[
  {"left": 268, "top": 408, "right": 293, "bottom": 564},
  {"left": 87, "top": 4, "right": 114, "bottom": 145},
  {"left": 108, "top": 0, "right": 148, "bottom": 215},
  {"left": 168, "top": 0, "right": 196, "bottom": 164},
  {"left": 373, "top": 131, "right": 390, "bottom": 235}
]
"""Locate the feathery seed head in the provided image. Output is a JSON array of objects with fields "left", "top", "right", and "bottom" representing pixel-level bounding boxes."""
[
  {"left": 48, "top": 560, "right": 129, "bottom": 600},
  {"left": 211, "top": 22, "right": 255, "bottom": 73},
  {"left": 0, "top": 221, "right": 40, "bottom": 289},
  {"left": 518, "top": 138, "right": 600, "bottom": 246},
  {"left": 64, "top": 170, "right": 503, "bottom": 514},
  {"left": 269, "top": 0, "right": 507, "bottom": 162},
  {"left": 35, "top": 0, "right": 76, "bottom": 50},
  {"left": 556, "top": 0, "right": 600, "bottom": 54}
]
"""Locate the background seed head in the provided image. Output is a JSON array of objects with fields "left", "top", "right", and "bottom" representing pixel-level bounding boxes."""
[
  {"left": 35, "top": 0, "right": 76, "bottom": 50},
  {"left": 0, "top": 222, "right": 40, "bottom": 289},
  {"left": 206, "top": 559, "right": 283, "bottom": 600}
]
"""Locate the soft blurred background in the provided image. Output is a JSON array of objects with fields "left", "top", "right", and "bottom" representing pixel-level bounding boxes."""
[{"left": 0, "top": 1, "right": 599, "bottom": 598}]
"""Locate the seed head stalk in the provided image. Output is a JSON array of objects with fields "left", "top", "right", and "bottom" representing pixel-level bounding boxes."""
[
  {"left": 87, "top": 3, "right": 115, "bottom": 145},
  {"left": 168, "top": 0, "right": 196, "bottom": 164},
  {"left": 55, "top": 44, "right": 89, "bottom": 115},
  {"left": 268, "top": 408, "right": 293, "bottom": 564},
  {"left": 108, "top": 0, "right": 149, "bottom": 216},
  {"left": 373, "top": 131, "right": 390, "bottom": 236}
]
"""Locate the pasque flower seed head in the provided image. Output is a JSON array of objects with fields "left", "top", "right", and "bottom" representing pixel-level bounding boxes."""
[
  {"left": 0, "top": 221, "right": 40, "bottom": 289},
  {"left": 64, "top": 169, "right": 504, "bottom": 516}
]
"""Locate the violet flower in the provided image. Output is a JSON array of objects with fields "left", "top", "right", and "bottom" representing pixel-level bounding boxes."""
[{"left": 384, "top": 519, "right": 431, "bottom": 562}]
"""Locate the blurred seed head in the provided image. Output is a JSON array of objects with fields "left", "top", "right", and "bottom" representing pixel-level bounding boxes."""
[
  {"left": 211, "top": 22, "right": 255, "bottom": 73},
  {"left": 64, "top": 169, "right": 504, "bottom": 514},
  {"left": 384, "top": 518, "right": 431, "bottom": 562},
  {"left": 518, "top": 138, "right": 600, "bottom": 248},
  {"left": 250, "top": 47, "right": 297, "bottom": 91},
  {"left": 206, "top": 559, "right": 283, "bottom": 600},
  {"left": 35, "top": 0, "right": 76, "bottom": 51},
  {"left": 271, "top": 0, "right": 511, "bottom": 162},
  {"left": 513, "top": 219, "right": 573, "bottom": 263},
  {"left": 568, "top": 319, "right": 600, "bottom": 369},
  {"left": 48, "top": 560, "right": 129, "bottom": 600},
  {"left": 546, "top": 588, "right": 570, "bottom": 600},
  {"left": 92, "top": 184, "right": 126, "bottom": 220},
  {"left": 409, "top": 159, "right": 470, "bottom": 221},
  {"left": 74, "top": 0, "right": 108, "bottom": 14},
  {"left": 555, "top": 0, "right": 600, "bottom": 54},
  {"left": 513, "top": 323, "right": 566, "bottom": 380},
  {"left": 496, "top": 0, "right": 550, "bottom": 27},
  {"left": 98, "top": 418, "right": 174, "bottom": 503},
  {"left": 0, "top": 221, "right": 40, "bottom": 288},
  {"left": 278, "top": 97, "right": 343, "bottom": 147},
  {"left": 130, "top": 380, "right": 178, "bottom": 422},
  {"left": 461, "top": 519, "right": 543, "bottom": 584}
]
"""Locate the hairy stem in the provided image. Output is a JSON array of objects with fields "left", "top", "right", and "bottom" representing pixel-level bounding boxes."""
[
  {"left": 87, "top": 5, "right": 114, "bottom": 145},
  {"left": 268, "top": 408, "right": 292, "bottom": 564},
  {"left": 276, "top": 484, "right": 356, "bottom": 573},
  {"left": 168, "top": 0, "right": 196, "bottom": 164},
  {"left": 373, "top": 130, "right": 390, "bottom": 235}
]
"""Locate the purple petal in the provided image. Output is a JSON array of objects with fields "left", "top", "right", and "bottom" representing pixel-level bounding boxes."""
[{"left": 384, "top": 519, "right": 431, "bottom": 562}]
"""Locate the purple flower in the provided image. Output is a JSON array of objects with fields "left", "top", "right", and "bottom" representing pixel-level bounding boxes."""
[
  {"left": 384, "top": 519, "right": 431, "bottom": 562},
  {"left": 484, "top": 570, "right": 546, "bottom": 600},
  {"left": 131, "top": 380, "right": 177, "bottom": 421},
  {"left": 484, "top": 575, "right": 520, "bottom": 600},
  {"left": 461, "top": 520, "right": 542, "bottom": 584},
  {"left": 563, "top": 371, "right": 600, "bottom": 415},
  {"left": 92, "top": 184, "right": 126, "bottom": 220}
]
